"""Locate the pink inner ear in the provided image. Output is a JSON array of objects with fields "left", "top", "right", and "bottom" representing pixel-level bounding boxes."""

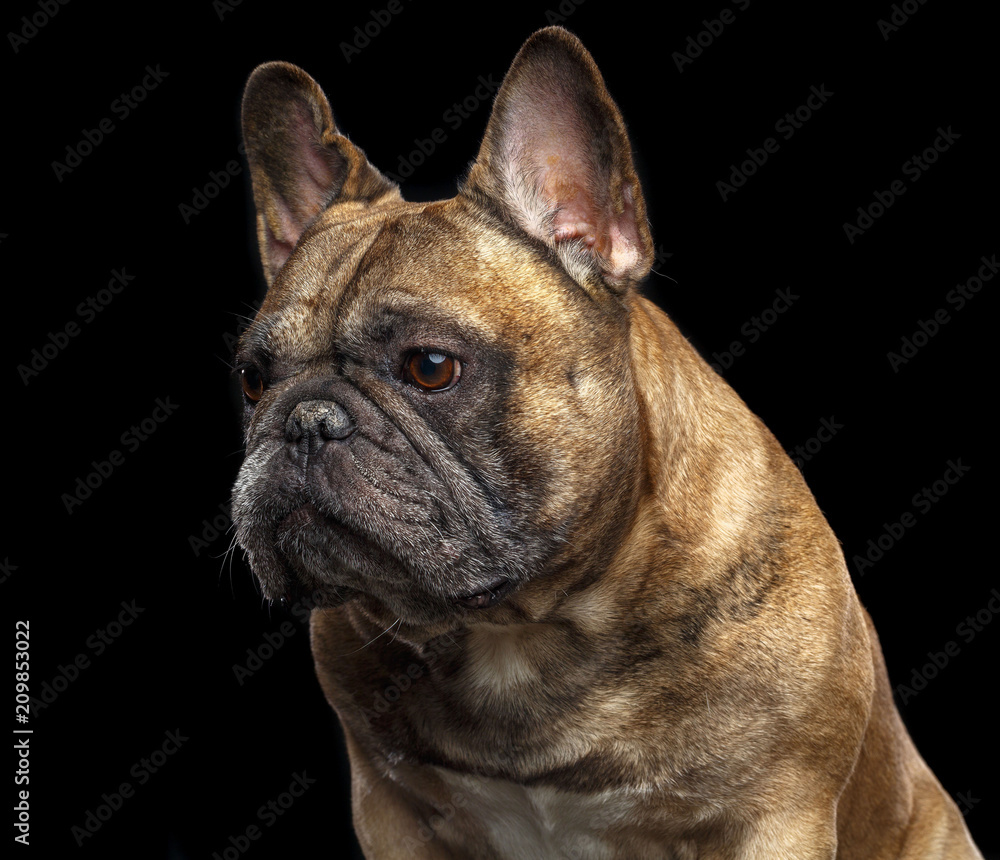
[
  {"left": 533, "top": 145, "right": 605, "bottom": 251},
  {"left": 543, "top": 157, "right": 604, "bottom": 250},
  {"left": 264, "top": 102, "right": 342, "bottom": 275},
  {"left": 482, "top": 53, "right": 650, "bottom": 284},
  {"left": 539, "top": 152, "right": 642, "bottom": 279},
  {"left": 286, "top": 102, "right": 338, "bottom": 227}
]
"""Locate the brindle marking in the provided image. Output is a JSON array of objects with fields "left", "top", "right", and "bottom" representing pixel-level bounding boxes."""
[{"left": 233, "top": 26, "right": 984, "bottom": 860}]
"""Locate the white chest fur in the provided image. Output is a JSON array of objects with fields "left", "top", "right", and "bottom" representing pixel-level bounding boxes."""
[
  {"left": 412, "top": 627, "right": 695, "bottom": 857},
  {"left": 431, "top": 767, "right": 655, "bottom": 860}
]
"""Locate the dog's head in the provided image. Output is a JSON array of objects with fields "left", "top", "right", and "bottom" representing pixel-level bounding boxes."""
[{"left": 231, "top": 28, "right": 655, "bottom": 627}]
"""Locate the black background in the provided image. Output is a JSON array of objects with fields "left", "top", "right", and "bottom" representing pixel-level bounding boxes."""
[{"left": 5, "top": 0, "right": 996, "bottom": 857}]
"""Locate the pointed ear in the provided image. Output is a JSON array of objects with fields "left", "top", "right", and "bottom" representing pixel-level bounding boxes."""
[
  {"left": 241, "top": 62, "right": 399, "bottom": 284},
  {"left": 461, "top": 27, "right": 653, "bottom": 291}
]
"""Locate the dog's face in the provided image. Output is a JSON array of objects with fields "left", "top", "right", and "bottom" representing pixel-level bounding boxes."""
[{"left": 232, "top": 29, "right": 655, "bottom": 627}]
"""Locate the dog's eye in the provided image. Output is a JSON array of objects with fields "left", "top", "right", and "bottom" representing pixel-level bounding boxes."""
[
  {"left": 240, "top": 366, "right": 265, "bottom": 402},
  {"left": 404, "top": 352, "right": 461, "bottom": 392}
]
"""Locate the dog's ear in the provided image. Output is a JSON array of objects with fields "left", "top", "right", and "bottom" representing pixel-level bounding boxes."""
[
  {"left": 241, "top": 62, "right": 399, "bottom": 284},
  {"left": 461, "top": 27, "right": 653, "bottom": 292}
]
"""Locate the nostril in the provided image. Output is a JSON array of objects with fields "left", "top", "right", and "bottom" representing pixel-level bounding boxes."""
[
  {"left": 285, "top": 413, "right": 304, "bottom": 444},
  {"left": 317, "top": 403, "right": 354, "bottom": 440},
  {"left": 285, "top": 400, "right": 354, "bottom": 446}
]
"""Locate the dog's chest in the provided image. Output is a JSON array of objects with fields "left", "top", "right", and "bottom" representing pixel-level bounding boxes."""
[{"left": 433, "top": 766, "right": 641, "bottom": 859}]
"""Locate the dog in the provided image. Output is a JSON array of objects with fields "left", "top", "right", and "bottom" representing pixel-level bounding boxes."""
[{"left": 231, "top": 26, "right": 983, "bottom": 859}]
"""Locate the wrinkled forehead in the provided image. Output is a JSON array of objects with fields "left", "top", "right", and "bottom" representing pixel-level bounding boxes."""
[{"left": 243, "top": 198, "right": 588, "bottom": 363}]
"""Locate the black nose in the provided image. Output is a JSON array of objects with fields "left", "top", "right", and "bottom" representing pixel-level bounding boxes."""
[{"left": 285, "top": 399, "right": 354, "bottom": 455}]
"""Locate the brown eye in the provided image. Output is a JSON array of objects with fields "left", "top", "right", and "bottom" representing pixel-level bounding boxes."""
[
  {"left": 241, "top": 366, "right": 265, "bottom": 402},
  {"left": 405, "top": 352, "right": 461, "bottom": 392}
]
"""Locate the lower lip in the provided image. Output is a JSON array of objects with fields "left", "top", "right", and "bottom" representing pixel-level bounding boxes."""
[
  {"left": 453, "top": 579, "right": 515, "bottom": 609},
  {"left": 279, "top": 506, "right": 512, "bottom": 611}
]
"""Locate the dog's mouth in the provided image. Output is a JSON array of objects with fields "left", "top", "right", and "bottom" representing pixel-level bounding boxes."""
[
  {"left": 453, "top": 578, "right": 517, "bottom": 610},
  {"left": 268, "top": 500, "right": 520, "bottom": 616}
]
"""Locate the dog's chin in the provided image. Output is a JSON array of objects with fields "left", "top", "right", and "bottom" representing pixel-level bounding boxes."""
[{"left": 246, "top": 501, "right": 522, "bottom": 626}]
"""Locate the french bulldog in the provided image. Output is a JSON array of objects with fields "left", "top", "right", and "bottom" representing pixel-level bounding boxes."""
[{"left": 231, "top": 26, "right": 983, "bottom": 860}]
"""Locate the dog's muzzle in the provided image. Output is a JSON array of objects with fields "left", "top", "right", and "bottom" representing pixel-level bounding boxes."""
[{"left": 285, "top": 399, "right": 355, "bottom": 460}]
